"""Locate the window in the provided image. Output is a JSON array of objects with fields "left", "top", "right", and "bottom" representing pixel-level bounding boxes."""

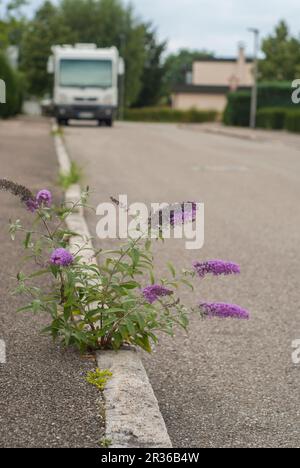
[{"left": 59, "top": 59, "right": 113, "bottom": 88}]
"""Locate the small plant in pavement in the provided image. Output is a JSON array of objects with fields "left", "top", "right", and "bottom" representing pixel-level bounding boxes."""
[
  {"left": 86, "top": 368, "right": 113, "bottom": 391},
  {"left": 58, "top": 161, "right": 83, "bottom": 190},
  {"left": 0, "top": 178, "right": 249, "bottom": 353}
]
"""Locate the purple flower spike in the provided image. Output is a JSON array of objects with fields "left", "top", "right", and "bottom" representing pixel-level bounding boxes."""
[
  {"left": 170, "top": 202, "right": 197, "bottom": 226},
  {"left": 25, "top": 198, "right": 39, "bottom": 213},
  {"left": 193, "top": 260, "right": 240, "bottom": 278},
  {"left": 142, "top": 284, "right": 174, "bottom": 304},
  {"left": 50, "top": 248, "right": 74, "bottom": 267},
  {"left": 36, "top": 190, "right": 52, "bottom": 207},
  {"left": 200, "top": 302, "right": 249, "bottom": 320}
]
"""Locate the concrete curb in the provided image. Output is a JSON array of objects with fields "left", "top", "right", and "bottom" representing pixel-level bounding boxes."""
[
  {"left": 51, "top": 121, "right": 172, "bottom": 449},
  {"left": 97, "top": 349, "right": 172, "bottom": 448}
]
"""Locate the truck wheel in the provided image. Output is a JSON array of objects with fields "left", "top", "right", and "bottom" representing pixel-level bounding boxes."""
[
  {"left": 105, "top": 118, "right": 113, "bottom": 127},
  {"left": 57, "top": 118, "right": 68, "bottom": 126}
]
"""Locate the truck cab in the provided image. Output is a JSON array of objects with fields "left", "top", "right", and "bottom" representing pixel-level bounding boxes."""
[{"left": 48, "top": 44, "right": 123, "bottom": 126}]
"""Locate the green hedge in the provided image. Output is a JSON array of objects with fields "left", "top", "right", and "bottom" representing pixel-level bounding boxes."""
[
  {"left": 285, "top": 110, "right": 300, "bottom": 133},
  {"left": 0, "top": 53, "right": 23, "bottom": 118},
  {"left": 223, "top": 82, "right": 294, "bottom": 127},
  {"left": 256, "top": 108, "right": 288, "bottom": 130},
  {"left": 223, "top": 91, "right": 250, "bottom": 127},
  {"left": 250, "top": 107, "right": 300, "bottom": 133},
  {"left": 124, "top": 107, "right": 218, "bottom": 123}
]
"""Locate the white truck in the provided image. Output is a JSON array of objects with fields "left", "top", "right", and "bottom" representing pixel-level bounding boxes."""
[{"left": 48, "top": 44, "right": 124, "bottom": 126}]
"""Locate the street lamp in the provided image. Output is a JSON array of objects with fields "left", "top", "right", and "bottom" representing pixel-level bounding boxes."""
[{"left": 248, "top": 28, "right": 259, "bottom": 129}]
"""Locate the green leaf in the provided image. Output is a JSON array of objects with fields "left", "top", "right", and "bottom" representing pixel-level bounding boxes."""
[
  {"left": 24, "top": 232, "right": 32, "bottom": 249},
  {"left": 28, "top": 269, "right": 49, "bottom": 279},
  {"left": 130, "top": 248, "right": 140, "bottom": 267},
  {"left": 125, "top": 319, "right": 136, "bottom": 336},
  {"left": 167, "top": 262, "right": 176, "bottom": 278},
  {"left": 134, "top": 335, "right": 152, "bottom": 353},
  {"left": 149, "top": 270, "right": 155, "bottom": 284},
  {"left": 120, "top": 281, "right": 139, "bottom": 289},
  {"left": 181, "top": 279, "right": 194, "bottom": 291}
]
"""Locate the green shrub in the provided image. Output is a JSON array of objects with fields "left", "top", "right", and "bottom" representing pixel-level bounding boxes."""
[
  {"left": 0, "top": 180, "right": 249, "bottom": 354},
  {"left": 223, "top": 91, "right": 251, "bottom": 127},
  {"left": 223, "top": 82, "right": 294, "bottom": 127},
  {"left": 284, "top": 110, "right": 300, "bottom": 133},
  {"left": 124, "top": 107, "right": 217, "bottom": 123},
  {"left": 256, "top": 108, "right": 288, "bottom": 130},
  {"left": 0, "top": 53, "right": 23, "bottom": 118}
]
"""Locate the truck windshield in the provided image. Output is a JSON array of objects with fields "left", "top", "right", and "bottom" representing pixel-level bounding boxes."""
[{"left": 59, "top": 59, "right": 113, "bottom": 88}]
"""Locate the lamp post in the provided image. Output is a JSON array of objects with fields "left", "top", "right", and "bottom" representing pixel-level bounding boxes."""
[
  {"left": 248, "top": 28, "right": 259, "bottom": 129},
  {"left": 119, "top": 33, "right": 126, "bottom": 121}
]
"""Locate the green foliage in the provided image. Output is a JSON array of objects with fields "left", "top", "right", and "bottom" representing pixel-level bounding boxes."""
[
  {"left": 124, "top": 107, "right": 217, "bottom": 123},
  {"left": 284, "top": 110, "right": 300, "bottom": 133},
  {"left": 223, "top": 83, "right": 294, "bottom": 127},
  {"left": 2, "top": 181, "right": 247, "bottom": 352},
  {"left": 58, "top": 162, "right": 82, "bottom": 190},
  {"left": 256, "top": 107, "right": 288, "bottom": 130},
  {"left": 163, "top": 49, "right": 214, "bottom": 95},
  {"left": 0, "top": 52, "right": 23, "bottom": 118},
  {"left": 86, "top": 368, "right": 113, "bottom": 391},
  {"left": 225, "top": 103, "right": 300, "bottom": 133},
  {"left": 0, "top": 0, "right": 28, "bottom": 48},
  {"left": 133, "top": 26, "right": 167, "bottom": 107},
  {"left": 60, "top": 0, "right": 147, "bottom": 105},
  {"left": 20, "top": 1, "right": 74, "bottom": 96},
  {"left": 223, "top": 91, "right": 251, "bottom": 127},
  {"left": 99, "top": 437, "right": 112, "bottom": 448},
  {"left": 19, "top": 0, "right": 162, "bottom": 105},
  {"left": 8, "top": 190, "right": 200, "bottom": 353},
  {"left": 259, "top": 21, "right": 300, "bottom": 81}
]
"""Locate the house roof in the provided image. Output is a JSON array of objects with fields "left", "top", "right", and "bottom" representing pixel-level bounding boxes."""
[
  {"left": 172, "top": 84, "right": 252, "bottom": 95},
  {"left": 194, "top": 57, "right": 253, "bottom": 63}
]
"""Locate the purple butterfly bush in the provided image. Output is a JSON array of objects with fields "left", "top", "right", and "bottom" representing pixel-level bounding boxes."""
[
  {"left": 170, "top": 202, "right": 198, "bottom": 226},
  {"left": 149, "top": 201, "right": 198, "bottom": 230},
  {"left": 200, "top": 302, "right": 249, "bottom": 320},
  {"left": 25, "top": 189, "right": 52, "bottom": 212},
  {"left": 36, "top": 190, "right": 52, "bottom": 207},
  {"left": 25, "top": 198, "right": 39, "bottom": 213},
  {"left": 50, "top": 248, "right": 74, "bottom": 267},
  {"left": 193, "top": 260, "right": 240, "bottom": 278},
  {"left": 142, "top": 284, "right": 174, "bottom": 304}
]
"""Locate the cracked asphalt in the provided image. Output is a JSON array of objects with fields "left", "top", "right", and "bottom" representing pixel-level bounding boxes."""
[
  {"left": 63, "top": 121, "right": 300, "bottom": 448},
  {"left": 0, "top": 118, "right": 103, "bottom": 448}
]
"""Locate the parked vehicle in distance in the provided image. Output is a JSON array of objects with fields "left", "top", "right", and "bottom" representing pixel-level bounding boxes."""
[{"left": 48, "top": 44, "right": 124, "bottom": 127}]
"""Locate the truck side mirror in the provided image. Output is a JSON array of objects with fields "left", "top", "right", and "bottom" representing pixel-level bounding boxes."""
[
  {"left": 118, "top": 58, "right": 125, "bottom": 76},
  {"left": 47, "top": 56, "right": 54, "bottom": 74}
]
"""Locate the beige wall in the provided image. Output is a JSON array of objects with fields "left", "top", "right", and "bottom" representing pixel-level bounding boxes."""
[
  {"left": 172, "top": 93, "right": 227, "bottom": 112},
  {"left": 193, "top": 54, "right": 253, "bottom": 88}
]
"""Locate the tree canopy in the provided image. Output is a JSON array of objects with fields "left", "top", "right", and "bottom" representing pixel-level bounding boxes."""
[
  {"left": 17, "top": 0, "right": 166, "bottom": 105},
  {"left": 259, "top": 20, "right": 300, "bottom": 81}
]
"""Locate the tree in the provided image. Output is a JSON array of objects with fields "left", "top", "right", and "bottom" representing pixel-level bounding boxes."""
[
  {"left": 0, "top": 0, "right": 28, "bottom": 48},
  {"left": 259, "top": 21, "right": 300, "bottom": 81},
  {"left": 60, "top": 0, "right": 147, "bottom": 105},
  {"left": 0, "top": 52, "right": 23, "bottom": 117},
  {"left": 133, "top": 25, "right": 167, "bottom": 107},
  {"left": 4, "top": 0, "right": 170, "bottom": 105},
  {"left": 163, "top": 48, "right": 214, "bottom": 94},
  {"left": 20, "top": 1, "right": 74, "bottom": 96}
]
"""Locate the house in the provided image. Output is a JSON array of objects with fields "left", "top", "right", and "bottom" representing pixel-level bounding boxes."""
[{"left": 172, "top": 46, "right": 253, "bottom": 112}]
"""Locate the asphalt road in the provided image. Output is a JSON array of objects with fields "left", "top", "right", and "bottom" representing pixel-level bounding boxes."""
[
  {"left": 64, "top": 121, "right": 300, "bottom": 448},
  {"left": 0, "top": 118, "right": 102, "bottom": 448}
]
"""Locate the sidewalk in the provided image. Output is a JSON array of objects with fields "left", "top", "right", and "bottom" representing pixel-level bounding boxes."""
[
  {"left": 0, "top": 118, "right": 102, "bottom": 448},
  {"left": 183, "top": 122, "right": 300, "bottom": 148}
]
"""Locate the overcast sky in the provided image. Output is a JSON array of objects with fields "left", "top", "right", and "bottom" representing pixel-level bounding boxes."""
[{"left": 3, "top": 0, "right": 300, "bottom": 56}]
